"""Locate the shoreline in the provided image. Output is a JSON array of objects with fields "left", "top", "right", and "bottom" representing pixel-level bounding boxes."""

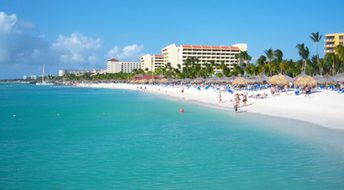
[{"left": 74, "top": 83, "right": 344, "bottom": 130}]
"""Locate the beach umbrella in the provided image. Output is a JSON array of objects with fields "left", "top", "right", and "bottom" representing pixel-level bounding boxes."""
[
  {"left": 232, "top": 77, "right": 250, "bottom": 86},
  {"left": 247, "top": 76, "right": 260, "bottom": 83},
  {"left": 222, "top": 76, "right": 236, "bottom": 83},
  {"left": 333, "top": 73, "right": 344, "bottom": 82},
  {"left": 293, "top": 74, "right": 317, "bottom": 87},
  {"left": 313, "top": 75, "right": 327, "bottom": 84},
  {"left": 180, "top": 78, "right": 191, "bottom": 84},
  {"left": 206, "top": 77, "right": 223, "bottom": 84},
  {"left": 284, "top": 75, "right": 294, "bottom": 82},
  {"left": 192, "top": 78, "right": 205, "bottom": 84},
  {"left": 257, "top": 74, "right": 269, "bottom": 83},
  {"left": 268, "top": 74, "right": 290, "bottom": 86}
]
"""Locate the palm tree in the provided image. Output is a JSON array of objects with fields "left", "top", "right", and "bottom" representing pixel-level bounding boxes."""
[
  {"left": 310, "top": 32, "right": 323, "bottom": 74},
  {"left": 264, "top": 48, "right": 274, "bottom": 63},
  {"left": 235, "top": 51, "right": 252, "bottom": 69},
  {"left": 335, "top": 45, "right": 344, "bottom": 63},
  {"left": 218, "top": 62, "right": 230, "bottom": 77},
  {"left": 256, "top": 55, "right": 267, "bottom": 75},
  {"left": 325, "top": 53, "right": 338, "bottom": 76},
  {"left": 273, "top": 49, "right": 283, "bottom": 73},
  {"left": 264, "top": 48, "right": 275, "bottom": 75},
  {"left": 296, "top": 43, "right": 310, "bottom": 73},
  {"left": 273, "top": 49, "right": 283, "bottom": 63}
]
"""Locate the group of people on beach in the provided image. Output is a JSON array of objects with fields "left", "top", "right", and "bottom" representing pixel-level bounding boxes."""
[
  {"left": 219, "top": 92, "right": 248, "bottom": 112},
  {"left": 233, "top": 93, "right": 248, "bottom": 112}
]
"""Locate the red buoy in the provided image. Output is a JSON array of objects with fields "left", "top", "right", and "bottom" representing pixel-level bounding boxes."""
[{"left": 180, "top": 107, "right": 184, "bottom": 113}]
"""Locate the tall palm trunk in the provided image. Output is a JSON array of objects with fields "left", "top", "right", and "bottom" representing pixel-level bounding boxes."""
[
  {"left": 302, "top": 59, "right": 306, "bottom": 73},
  {"left": 316, "top": 42, "right": 322, "bottom": 75}
]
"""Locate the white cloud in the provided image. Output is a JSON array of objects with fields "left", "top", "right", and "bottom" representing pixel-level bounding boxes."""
[
  {"left": 107, "top": 46, "right": 119, "bottom": 57},
  {"left": 18, "top": 20, "right": 35, "bottom": 29},
  {"left": 107, "top": 44, "right": 144, "bottom": 61},
  {"left": 0, "top": 12, "right": 17, "bottom": 34},
  {"left": 51, "top": 33, "right": 102, "bottom": 63}
]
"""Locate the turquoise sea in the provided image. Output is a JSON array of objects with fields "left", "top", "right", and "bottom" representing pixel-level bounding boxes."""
[{"left": 1, "top": 83, "right": 344, "bottom": 189}]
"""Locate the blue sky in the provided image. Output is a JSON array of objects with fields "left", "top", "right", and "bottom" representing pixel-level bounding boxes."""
[{"left": 0, "top": 0, "right": 344, "bottom": 79}]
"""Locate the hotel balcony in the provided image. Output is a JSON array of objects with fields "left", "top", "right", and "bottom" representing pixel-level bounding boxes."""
[
  {"left": 325, "top": 44, "right": 335, "bottom": 47},
  {"left": 325, "top": 49, "right": 334, "bottom": 53}
]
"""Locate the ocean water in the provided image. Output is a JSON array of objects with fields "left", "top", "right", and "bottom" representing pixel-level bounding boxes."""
[{"left": 1, "top": 83, "right": 344, "bottom": 189}]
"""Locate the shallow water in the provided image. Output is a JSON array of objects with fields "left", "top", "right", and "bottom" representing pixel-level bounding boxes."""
[{"left": 1, "top": 83, "right": 344, "bottom": 189}]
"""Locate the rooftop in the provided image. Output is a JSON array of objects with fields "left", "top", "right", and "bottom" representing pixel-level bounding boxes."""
[
  {"left": 182, "top": 45, "right": 240, "bottom": 50},
  {"left": 107, "top": 58, "right": 120, "bottom": 62}
]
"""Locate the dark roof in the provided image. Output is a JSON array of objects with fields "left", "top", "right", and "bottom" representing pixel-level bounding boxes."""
[{"left": 107, "top": 58, "right": 120, "bottom": 62}]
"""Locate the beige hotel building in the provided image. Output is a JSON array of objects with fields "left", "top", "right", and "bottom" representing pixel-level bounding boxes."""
[
  {"left": 161, "top": 43, "right": 247, "bottom": 69},
  {"left": 107, "top": 58, "right": 140, "bottom": 73},
  {"left": 140, "top": 54, "right": 164, "bottom": 71}
]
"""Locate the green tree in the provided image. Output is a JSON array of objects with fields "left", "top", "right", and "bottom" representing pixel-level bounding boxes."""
[
  {"left": 273, "top": 49, "right": 283, "bottom": 63},
  {"left": 335, "top": 45, "right": 344, "bottom": 73},
  {"left": 235, "top": 51, "right": 252, "bottom": 70},
  {"left": 256, "top": 55, "right": 267, "bottom": 75},
  {"left": 325, "top": 53, "right": 339, "bottom": 76},
  {"left": 296, "top": 43, "right": 310, "bottom": 73},
  {"left": 264, "top": 48, "right": 275, "bottom": 75},
  {"left": 310, "top": 32, "right": 323, "bottom": 74}
]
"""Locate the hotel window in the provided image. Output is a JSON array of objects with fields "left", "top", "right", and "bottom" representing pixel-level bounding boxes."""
[{"left": 340, "top": 36, "right": 344, "bottom": 40}]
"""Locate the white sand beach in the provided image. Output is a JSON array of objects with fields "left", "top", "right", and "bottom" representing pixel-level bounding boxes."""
[{"left": 75, "top": 83, "right": 344, "bottom": 130}]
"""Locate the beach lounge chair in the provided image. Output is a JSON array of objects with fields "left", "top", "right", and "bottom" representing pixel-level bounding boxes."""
[
  {"left": 227, "top": 88, "right": 234, "bottom": 93},
  {"left": 295, "top": 90, "right": 300, "bottom": 95}
]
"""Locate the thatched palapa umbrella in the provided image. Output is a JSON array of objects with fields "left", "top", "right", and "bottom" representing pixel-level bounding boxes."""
[
  {"left": 258, "top": 74, "right": 269, "bottom": 83},
  {"left": 293, "top": 74, "right": 317, "bottom": 87},
  {"left": 222, "top": 76, "right": 236, "bottom": 83},
  {"left": 333, "top": 73, "right": 344, "bottom": 83},
  {"left": 268, "top": 74, "right": 290, "bottom": 86},
  {"left": 192, "top": 78, "right": 205, "bottom": 84},
  {"left": 232, "top": 77, "right": 250, "bottom": 86},
  {"left": 313, "top": 75, "right": 327, "bottom": 84}
]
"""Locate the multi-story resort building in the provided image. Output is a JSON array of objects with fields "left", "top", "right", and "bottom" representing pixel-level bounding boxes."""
[
  {"left": 140, "top": 54, "right": 164, "bottom": 71},
  {"left": 106, "top": 58, "right": 140, "bottom": 73},
  {"left": 161, "top": 43, "right": 247, "bottom": 69},
  {"left": 325, "top": 33, "right": 344, "bottom": 54}
]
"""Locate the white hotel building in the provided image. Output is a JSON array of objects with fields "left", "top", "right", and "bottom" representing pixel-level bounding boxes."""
[
  {"left": 140, "top": 54, "right": 164, "bottom": 71},
  {"left": 162, "top": 43, "right": 247, "bottom": 69},
  {"left": 107, "top": 58, "right": 140, "bottom": 73}
]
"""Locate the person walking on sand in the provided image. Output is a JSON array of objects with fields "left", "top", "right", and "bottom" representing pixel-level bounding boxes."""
[
  {"left": 270, "top": 85, "right": 276, "bottom": 96},
  {"left": 284, "top": 84, "right": 289, "bottom": 95},
  {"left": 304, "top": 85, "right": 311, "bottom": 98},
  {"left": 218, "top": 91, "right": 222, "bottom": 104},
  {"left": 233, "top": 93, "right": 241, "bottom": 112},
  {"left": 242, "top": 93, "right": 248, "bottom": 105}
]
